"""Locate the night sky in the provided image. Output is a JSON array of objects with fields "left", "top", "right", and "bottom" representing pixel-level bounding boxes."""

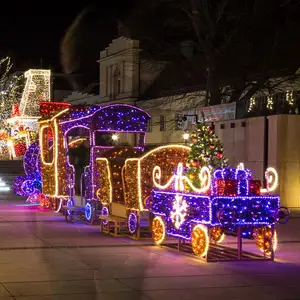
[{"left": 0, "top": 2, "right": 131, "bottom": 73}]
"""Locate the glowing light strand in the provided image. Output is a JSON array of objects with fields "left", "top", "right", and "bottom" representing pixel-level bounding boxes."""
[
  {"left": 260, "top": 167, "right": 278, "bottom": 193},
  {"left": 153, "top": 162, "right": 211, "bottom": 193}
]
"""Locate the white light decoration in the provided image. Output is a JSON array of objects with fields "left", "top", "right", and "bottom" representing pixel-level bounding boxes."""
[
  {"left": 112, "top": 133, "right": 119, "bottom": 141},
  {"left": 237, "top": 162, "right": 244, "bottom": 170},
  {"left": 0, "top": 178, "right": 9, "bottom": 191},
  {"left": 182, "top": 132, "right": 190, "bottom": 140},
  {"left": 153, "top": 162, "right": 211, "bottom": 193},
  {"left": 170, "top": 194, "right": 188, "bottom": 229},
  {"left": 267, "top": 95, "right": 273, "bottom": 110},
  {"left": 248, "top": 96, "right": 256, "bottom": 112},
  {"left": 6, "top": 139, "right": 16, "bottom": 159},
  {"left": 286, "top": 90, "right": 294, "bottom": 106},
  {"left": 3, "top": 69, "right": 51, "bottom": 160},
  {"left": 260, "top": 167, "right": 278, "bottom": 193},
  {"left": 19, "top": 69, "right": 51, "bottom": 117}
]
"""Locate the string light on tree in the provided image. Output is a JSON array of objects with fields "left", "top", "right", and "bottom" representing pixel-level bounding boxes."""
[
  {"left": 267, "top": 95, "right": 274, "bottom": 110},
  {"left": 286, "top": 90, "right": 294, "bottom": 106},
  {"left": 248, "top": 96, "right": 256, "bottom": 112},
  {"left": 185, "top": 117, "right": 228, "bottom": 189},
  {"left": 0, "top": 56, "right": 24, "bottom": 131}
]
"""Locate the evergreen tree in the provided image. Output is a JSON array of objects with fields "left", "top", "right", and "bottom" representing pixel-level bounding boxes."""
[{"left": 185, "top": 121, "right": 228, "bottom": 188}]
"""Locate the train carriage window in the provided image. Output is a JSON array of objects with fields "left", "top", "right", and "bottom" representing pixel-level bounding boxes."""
[
  {"left": 94, "top": 131, "right": 143, "bottom": 148},
  {"left": 41, "top": 126, "right": 54, "bottom": 164}
]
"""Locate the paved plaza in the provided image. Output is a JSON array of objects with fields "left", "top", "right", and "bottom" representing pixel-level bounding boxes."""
[{"left": 0, "top": 201, "right": 299, "bottom": 299}]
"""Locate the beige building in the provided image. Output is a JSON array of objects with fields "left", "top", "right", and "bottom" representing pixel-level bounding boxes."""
[{"left": 63, "top": 37, "right": 300, "bottom": 208}]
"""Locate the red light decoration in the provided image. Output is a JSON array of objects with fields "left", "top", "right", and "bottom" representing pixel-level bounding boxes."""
[
  {"left": 215, "top": 179, "right": 237, "bottom": 196},
  {"left": 40, "top": 102, "right": 71, "bottom": 119},
  {"left": 14, "top": 143, "right": 27, "bottom": 157},
  {"left": 11, "top": 104, "right": 21, "bottom": 118},
  {"left": 249, "top": 180, "right": 261, "bottom": 195}
]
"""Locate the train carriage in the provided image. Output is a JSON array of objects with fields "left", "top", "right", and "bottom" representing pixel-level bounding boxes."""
[
  {"left": 149, "top": 162, "right": 290, "bottom": 258},
  {"left": 38, "top": 103, "right": 190, "bottom": 237}
]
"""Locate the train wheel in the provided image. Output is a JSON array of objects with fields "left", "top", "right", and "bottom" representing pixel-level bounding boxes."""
[
  {"left": 85, "top": 202, "right": 92, "bottom": 221},
  {"left": 191, "top": 224, "right": 209, "bottom": 257},
  {"left": 101, "top": 206, "right": 109, "bottom": 226},
  {"left": 66, "top": 199, "right": 74, "bottom": 216},
  {"left": 210, "top": 226, "right": 225, "bottom": 244},
  {"left": 152, "top": 216, "right": 165, "bottom": 245},
  {"left": 255, "top": 226, "right": 277, "bottom": 256},
  {"left": 128, "top": 212, "right": 138, "bottom": 235}
]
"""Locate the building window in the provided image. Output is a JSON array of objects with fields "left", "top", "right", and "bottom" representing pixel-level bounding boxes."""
[
  {"left": 113, "top": 67, "right": 121, "bottom": 96},
  {"left": 175, "top": 114, "right": 183, "bottom": 131},
  {"left": 160, "top": 115, "right": 166, "bottom": 131},
  {"left": 117, "top": 78, "right": 121, "bottom": 94},
  {"left": 146, "top": 119, "right": 152, "bottom": 132}
]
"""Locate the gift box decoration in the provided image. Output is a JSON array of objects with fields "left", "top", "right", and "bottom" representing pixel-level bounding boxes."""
[
  {"left": 213, "top": 167, "right": 252, "bottom": 196},
  {"left": 249, "top": 179, "right": 261, "bottom": 195},
  {"left": 214, "top": 179, "right": 238, "bottom": 196},
  {"left": 14, "top": 143, "right": 27, "bottom": 157}
]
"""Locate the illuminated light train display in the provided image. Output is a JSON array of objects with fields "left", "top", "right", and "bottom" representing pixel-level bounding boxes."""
[{"left": 14, "top": 102, "right": 290, "bottom": 259}]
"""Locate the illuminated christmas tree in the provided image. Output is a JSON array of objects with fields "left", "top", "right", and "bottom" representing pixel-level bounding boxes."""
[{"left": 185, "top": 120, "right": 228, "bottom": 188}]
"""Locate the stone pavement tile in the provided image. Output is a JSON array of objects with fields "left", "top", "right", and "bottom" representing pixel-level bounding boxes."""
[
  {"left": 0, "top": 248, "right": 87, "bottom": 266},
  {"left": 101, "top": 291, "right": 152, "bottom": 300},
  {"left": 143, "top": 289, "right": 204, "bottom": 300},
  {"left": 63, "top": 248, "right": 214, "bottom": 279},
  {"left": 143, "top": 285, "right": 300, "bottom": 300},
  {"left": 0, "top": 260, "right": 91, "bottom": 274},
  {"left": 41, "top": 236, "right": 129, "bottom": 247},
  {"left": 120, "top": 274, "right": 252, "bottom": 290},
  {"left": 0, "top": 237, "right": 49, "bottom": 248},
  {"left": 275, "top": 243, "right": 300, "bottom": 262},
  {"left": 0, "top": 213, "right": 58, "bottom": 219},
  {"left": 94, "top": 264, "right": 213, "bottom": 279},
  {"left": 4, "top": 279, "right": 132, "bottom": 296},
  {"left": 14, "top": 291, "right": 152, "bottom": 300},
  {"left": 0, "top": 283, "right": 12, "bottom": 297},
  {"left": 193, "top": 285, "right": 300, "bottom": 300},
  {"left": 20, "top": 224, "right": 100, "bottom": 238},
  {"left": 62, "top": 246, "right": 145, "bottom": 258},
  {"left": 207, "top": 261, "right": 300, "bottom": 277},
  {"left": 276, "top": 218, "right": 300, "bottom": 242},
  {"left": 0, "top": 269, "right": 97, "bottom": 283}
]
